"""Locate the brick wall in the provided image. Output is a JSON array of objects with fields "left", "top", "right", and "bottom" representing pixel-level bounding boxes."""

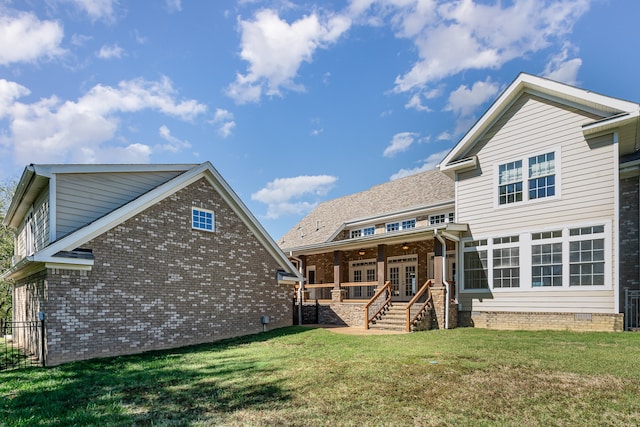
[
  {"left": 42, "top": 178, "right": 292, "bottom": 366},
  {"left": 619, "top": 177, "right": 640, "bottom": 312},
  {"left": 458, "top": 311, "right": 623, "bottom": 332}
]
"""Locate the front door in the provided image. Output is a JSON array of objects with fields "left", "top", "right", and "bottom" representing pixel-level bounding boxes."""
[{"left": 387, "top": 255, "right": 418, "bottom": 301}]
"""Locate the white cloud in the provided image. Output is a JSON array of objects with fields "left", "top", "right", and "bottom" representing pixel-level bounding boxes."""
[
  {"left": 218, "top": 121, "right": 236, "bottom": 138},
  {"left": 385, "top": 0, "right": 590, "bottom": 93},
  {"left": 383, "top": 132, "right": 418, "bottom": 157},
  {"left": 0, "top": 10, "right": 65, "bottom": 65},
  {"left": 445, "top": 78, "right": 499, "bottom": 117},
  {"left": 211, "top": 108, "right": 235, "bottom": 138},
  {"left": 97, "top": 44, "right": 124, "bottom": 59},
  {"left": 404, "top": 93, "right": 431, "bottom": 112},
  {"left": 227, "top": 9, "right": 351, "bottom": 103},
  {"left": 252, "top": 175, "right": 338, "bottom": 219},
  {"left": 67, "top": 0, "right": 118, "bottom": 21},
  {"left": 0, "top": 79, "right": 30, "bottom": 119},
  {"left": 158, "top": 125, "right": 191, "bottom": 152},
  {"left": 390, "top": 149, "right": 449, "bottom": 180},
  {"left": 1, "top": 77, "right": 206, "bottom": 165},
  {"left": 543, "top": 42, "right": 582, "bottom": 85},
  {"left": 165, "top": 0, "right": 182, "bottom": 12}
]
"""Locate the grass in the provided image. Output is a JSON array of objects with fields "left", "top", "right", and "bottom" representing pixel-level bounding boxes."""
[{"left": 1, "top": 327, "right": 639, "bottom": 426}]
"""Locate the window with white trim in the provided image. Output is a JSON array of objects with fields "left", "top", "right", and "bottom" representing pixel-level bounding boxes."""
[
  {"left": 463, "top": 240, "right": 488, "bottom": 289},
  {"left": 532, "top": 230, "right": 563, "bottom": 287},
  {"left": 25, "top": 211, "right": 35, "bottom": 256},
  {"left": 498, "top": 160, "right": 523, "bottom": 205},
  {"left": 498, "top": 150, "right": 558, "bottom": 206},
  {"left": 569, "top": 225, "right": 605, "bottom": 286},
  {"left": 461, "top": 223, "right": 609, "bottom": 292},
  {"left": 528, "top": 152, "right": 555, "bottom": 199},
  {"left": 350, "top": 226, "right": 375, "bottom": 239},
  {"left": 492, "top": 236, "right": 519, "bottom": 288},
  {"left": 386, "top": 219, "right": 415, "bottom": 233},
  {"left": 429, "top": 213, "right": 455, "bottom": 225},
  {"left": 192, "top": 208, "right": 215, "bottom": 232}
]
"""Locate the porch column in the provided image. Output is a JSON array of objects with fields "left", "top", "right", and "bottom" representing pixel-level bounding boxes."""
[
  {"left": 332, "top": 250, "right": 346, "bottom": 302},
  {"left": 433, "top": 235, "right": 444, "bottom": 286},
  {"left": 377, "top": 244, "right": 386, "bottom": 288}
]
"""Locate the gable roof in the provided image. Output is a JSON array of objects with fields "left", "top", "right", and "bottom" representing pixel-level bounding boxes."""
[
  {"left": 3, "top": 162, "right": 302, "bottom": 281},
  {"left": 4, "top": 163, "right": 197, "bottom": 229},
  {"left": 440, "top": 73, "right": 640, "bottom": 172},
  {"left": 279, "top": 169, "right": 454, "bottom": 250}
]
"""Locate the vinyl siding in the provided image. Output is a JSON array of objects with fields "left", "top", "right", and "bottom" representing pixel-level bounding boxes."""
[
  {"left": 55, "top": 171, "right": 183, "bottom": 239},
  {"left": 456, "top": 93, "right": 618, "bottom": 314},
  {"left": 33, "top": 188, "right": 50, "bottom": 252},
  {"left": 458, "top": 94, "right": 614, "bottom": 234},
  {"left": 459, "top": 290, "right": 615, "bottom": 313},
  {"left": 13, "top": 187, "right": 50, "bottom": 259}
]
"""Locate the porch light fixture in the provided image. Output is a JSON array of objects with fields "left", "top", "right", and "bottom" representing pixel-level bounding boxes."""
[
  {"left": 402, "top": 242, "right": 409, "bottom": 251},
  {"left": 358, "top": 248, "right": 366, "bottom": 256}
]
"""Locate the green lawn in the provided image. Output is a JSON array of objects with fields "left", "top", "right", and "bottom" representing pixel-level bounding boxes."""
[{"left": 1, "top": 327, "right": 639, "bottom": 426}]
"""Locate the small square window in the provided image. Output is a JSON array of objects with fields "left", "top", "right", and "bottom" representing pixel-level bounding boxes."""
[{"left": 192, "top": 208, "right": 215, "bottom": 232}]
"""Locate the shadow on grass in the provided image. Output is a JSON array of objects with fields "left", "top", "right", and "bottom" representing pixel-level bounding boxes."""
[{"left": 0, "top": 326, "right": 311, "bottom": 426}]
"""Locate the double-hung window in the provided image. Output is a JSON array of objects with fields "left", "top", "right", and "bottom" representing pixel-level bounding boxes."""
[
  {"left": 498, "top": 160, "right": 523, "bottom": 205},
  {"left": 492, "top": 236, "right": 520, "bottom": 288},
  {"left": 569, "top": 225, "right": 605, "bottom": 286},
  {"left": 531, "top": 230, "right": 563, "bottom": 287},
  {"left": 498, "top": 150, "right": 557, "bottom": 206},
  {"left": 529, "top": 153, "right": 555, "bottom": 199}
]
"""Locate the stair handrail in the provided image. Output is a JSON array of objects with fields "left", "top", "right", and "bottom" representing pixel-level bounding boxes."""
[
  {"left": 405, "top": 279, "right": 434, "bottom": 332},
  {"left": 364, "top": 281, "right": 392, "bottom": 330}
]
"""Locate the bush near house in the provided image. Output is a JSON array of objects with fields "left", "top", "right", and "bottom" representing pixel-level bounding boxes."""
[{"left": 1, "top": 327, "right": 639, "bottom": 426}]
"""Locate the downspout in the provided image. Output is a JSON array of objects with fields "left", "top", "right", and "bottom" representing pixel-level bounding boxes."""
[
  {"left": 289, "top": 252, "right": 304, "bottom": 326},
  {"left": 434, "top": 229, "right": 450, "bottom": 329}
]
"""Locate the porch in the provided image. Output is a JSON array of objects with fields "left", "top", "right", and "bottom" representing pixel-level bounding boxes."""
[{"left": 291, "top": 229, "right": 462, "bottom": 331}]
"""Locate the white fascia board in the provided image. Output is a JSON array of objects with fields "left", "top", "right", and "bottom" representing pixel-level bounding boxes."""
[
  {"left": 32, "top": 163, "right": 197, "bottom": 178},
  {"left": 440, "top": 73, "right": 640, "bottom": 170},
  {"left": 582, "top": 111, "right": 639, "bottom": 136},
  {"left": 438, "top": 156, "right": 477, "bottom": 173}
]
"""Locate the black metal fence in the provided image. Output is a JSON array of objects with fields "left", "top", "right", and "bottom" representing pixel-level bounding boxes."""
[
  {"left": 293, "top": 299, "right": 319, "bottom": 325},
  {"left": 0, "top": 320, "right": 45, "bottom": 371},
  {"left": 625, "top": 288, "right": 640, "bottom": 332}
]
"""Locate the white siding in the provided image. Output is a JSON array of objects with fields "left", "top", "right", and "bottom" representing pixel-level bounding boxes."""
[
  {"left": 458, "top": 94, "right": 614, "bottom": 234},
  {"left": 459, "top": 290, "right": 615, "bottom": 313},
  {"left": 55, "top": 171, "right": 182, "bottom": 239},
  {"left": 456, "top": 93, "right": 618, "bottom": 314}
]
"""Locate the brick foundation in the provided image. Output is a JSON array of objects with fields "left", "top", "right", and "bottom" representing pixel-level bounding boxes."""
[{"left": 458, "top": 311, "right": 623, "bottom": 332}]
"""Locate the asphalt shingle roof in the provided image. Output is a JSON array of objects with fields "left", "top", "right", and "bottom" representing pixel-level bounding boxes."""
[{"left": 278, "top": 169, "right": 454, "bottom": 250}]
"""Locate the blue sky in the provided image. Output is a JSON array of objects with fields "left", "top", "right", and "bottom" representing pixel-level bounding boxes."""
[{"left": 1, "top": 0, "right": 639, "bottom": 239}]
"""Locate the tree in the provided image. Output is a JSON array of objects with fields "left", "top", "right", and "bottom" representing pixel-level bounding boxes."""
[{"left": 0, "top": 180, "right": 16, "bottom": 323}]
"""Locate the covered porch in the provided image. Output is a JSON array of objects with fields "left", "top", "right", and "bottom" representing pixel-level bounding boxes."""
[{"left": 289, "top": 224, "right": 466, "bottom": 330}]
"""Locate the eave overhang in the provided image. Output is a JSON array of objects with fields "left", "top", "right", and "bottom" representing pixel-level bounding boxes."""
[
  {"left": 284, "top": 222, "right": 468, "bottom": 256},
  {"left": 582, "top": 111, "right": 639, "bottom": 137}
]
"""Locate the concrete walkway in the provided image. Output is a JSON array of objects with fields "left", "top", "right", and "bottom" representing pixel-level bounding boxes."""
[{"left": 301, "top": 324, "right": 407, "bottom": 335}]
